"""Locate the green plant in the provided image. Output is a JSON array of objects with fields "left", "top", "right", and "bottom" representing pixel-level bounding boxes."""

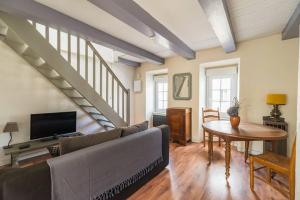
[{"left": 227, "top": 97, "right": 240, "bottom": 117}]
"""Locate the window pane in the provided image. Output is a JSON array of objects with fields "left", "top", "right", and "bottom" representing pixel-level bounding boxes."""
[
  {"left": 212, "top": 79, "right": 220, "bottom": 89},
  {"left": 163, "top": 92, "right": 167, "bottom": 101},
  {"left": 221, "top": 78, "right": 230, "bottom": 89},
  {"left": 220, "top": 102, "right": 230, "bottom": 113},
  {"left": 222, "top": 89, "right": 231, "bottom": 101},
  {"left": 158, "top": 83, "right": 164, "bottom": 92},
  {"left": 158, "top": 92, "right": 163, "bottom": 101},
  {"left": 163, "top": 83, "right": 168, "bottom": 91},
  {"left": 212, "top": 90, "right": 220, "bottom": 101},
  {"left": 163, "top": 101, "right": 167, "bottom": 109},
  {"left": 212, "top": 101, "right": 219, "bottom": 110},
  {"left": 158, "top": 101, "right": 163, "bottom": 109}
]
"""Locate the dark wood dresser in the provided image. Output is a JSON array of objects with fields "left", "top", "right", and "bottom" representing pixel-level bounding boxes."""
[
  {"left": 152, "top": 113, "right": 167, "bottom": 127},
  {"left": 167, "top": 107, "right": 191, "bottom": 145}
]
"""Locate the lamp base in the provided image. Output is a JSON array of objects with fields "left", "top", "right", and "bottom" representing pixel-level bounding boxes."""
[
  {"left": 270, "top": 104, "right": 282, "bottom": 120},
  {"left": 263, "top": 116, "right": 285, "bottom": 122},
  {"left": 3, "top": 145, "right": 12, "bottom": 149}
]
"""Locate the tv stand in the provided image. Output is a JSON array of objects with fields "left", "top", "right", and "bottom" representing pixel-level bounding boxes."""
[
  {"left": 40, "top": 136, "right": 57, "bottom": 142},
  {"left": 3, "top": 132, "right": 83, "bottom": 167}
]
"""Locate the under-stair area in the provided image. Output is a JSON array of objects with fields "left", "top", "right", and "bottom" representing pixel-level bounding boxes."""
[{"left": 0, "top": 11, "right": 130, "bottom": 130}]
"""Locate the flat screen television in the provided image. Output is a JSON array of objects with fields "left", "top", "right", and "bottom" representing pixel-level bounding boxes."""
[{"left": 30, "top": 111, "right": 77, "bottom": 140}]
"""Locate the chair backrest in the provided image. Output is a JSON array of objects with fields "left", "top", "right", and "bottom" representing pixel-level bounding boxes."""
[
  {"left": 290, "top": 138, "right": 296, "bottom": 169},
  {"left": 202, "top": 108, "right": 220, "bottom": 123}
]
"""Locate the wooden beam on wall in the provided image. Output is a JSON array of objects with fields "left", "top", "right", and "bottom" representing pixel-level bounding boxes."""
[
  {"left": 198, "top": 0, "right": 236, "bottom": 53},
  {"left": 282, "top": 3, "right": 300, "bottom": 40},
  {"left": 88, "top": 0, "right": 195, "bottom": 60},
  {"left": 0, "top": 0, "right": 164, "bottom": 64},
  {"left": 118, "top": 57, "right": 141, "bottom": 67}
]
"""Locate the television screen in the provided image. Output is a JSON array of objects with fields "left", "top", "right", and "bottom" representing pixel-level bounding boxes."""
[{"left": 30, "top": 111, "right": 77, "bottom": 140}]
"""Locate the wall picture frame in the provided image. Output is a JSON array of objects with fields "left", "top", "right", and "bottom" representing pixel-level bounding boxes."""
[
  {"left": 173, "top": 73, "right": 192, "bottom": 100},
  {"left": 133, "top": 80, "right": 142, "bottom": 93}
]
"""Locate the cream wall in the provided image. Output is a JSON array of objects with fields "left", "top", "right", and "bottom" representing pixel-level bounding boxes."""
[
  {"left": 295, "top": 26, "right": 300, "bottom": 200},
  {"left": 135, "top": 34, "right": 299, "bottom": 155}
]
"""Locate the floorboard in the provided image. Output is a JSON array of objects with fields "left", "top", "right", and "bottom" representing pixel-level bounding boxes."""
[{"left": 129, "top": 142, "right": 289, "bottom": 200}]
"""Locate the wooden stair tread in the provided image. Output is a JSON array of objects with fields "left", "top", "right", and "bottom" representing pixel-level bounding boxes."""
[
  {"left": 59, "top": 87, "right": 74, "bottom": 90},
  {"left": 89, "top": 112, "right": 102, "bottom": 115},
  {"left": 103, "top": 124, "right": 115, "bottom": 128},
  {"left": 80, "top": 105, "right": 94, "bottom": 108},
  {"left": 50, "top": 76, "right": 63, "bottom": 80},
  {"left": 97, "top": 118, "right": 110, "bottom": 123}
]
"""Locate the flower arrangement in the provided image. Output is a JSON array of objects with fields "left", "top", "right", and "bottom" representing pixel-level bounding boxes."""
[
  {"left": 227, "top": 97, "right": 240, "bottom": 128},
  {"left": 227, "top": 97, "right": 240, "bottom": 117}
]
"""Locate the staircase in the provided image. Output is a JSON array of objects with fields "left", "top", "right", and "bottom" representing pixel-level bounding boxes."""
[{"left": 0, "top": 12, "right": 130, "bottom": 130}]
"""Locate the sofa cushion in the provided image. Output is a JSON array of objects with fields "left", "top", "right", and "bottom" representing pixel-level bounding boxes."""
[
  {"left": 59, "top": 128, "right": 122, "bottom": 155},
  {"left": 121, "top": 121, "right": 149, "bottom": 137}
]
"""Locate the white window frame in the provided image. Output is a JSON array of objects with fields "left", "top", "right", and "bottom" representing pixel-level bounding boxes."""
[
  {"left": 154, "top": 74, "right": 168, "bottom": 113},
  {"left": 205, "top": 67, "right": 238, "bottom": 119}
]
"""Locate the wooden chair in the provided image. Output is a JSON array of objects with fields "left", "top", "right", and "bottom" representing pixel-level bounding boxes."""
[
  {"left": 249, "top": 139, "right": 296, "bottom": 200},
  {"left": 202, "top": 108, "right": 222, "bottom": 147}
]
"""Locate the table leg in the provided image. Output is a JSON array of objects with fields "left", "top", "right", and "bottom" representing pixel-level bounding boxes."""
[
  {"left": 225, "top": 140, "right": 231, "bottom": 179},
  {"left": 245, "top": 141, "right": 249, "bottom": 163},
  {"left": 208, "top": 133, "right": 213, "bottom": 165}
]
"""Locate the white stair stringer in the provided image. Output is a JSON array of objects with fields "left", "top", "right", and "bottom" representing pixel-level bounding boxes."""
[{"left": 0, "top": 12, "right": 128, "bottom": 129}]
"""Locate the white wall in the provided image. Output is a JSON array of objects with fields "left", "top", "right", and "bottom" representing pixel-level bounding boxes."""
[
  {"left": 296, "top": 26, "right": 300, "bottom": 200},
  {"left": 0, "top": 40, "right": 135, "bottom": 165},
  {"left": 135, "top": 34, "right": 299, "bottom": 155}
]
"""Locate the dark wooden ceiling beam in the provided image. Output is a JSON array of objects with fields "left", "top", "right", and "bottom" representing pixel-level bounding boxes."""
[
  {"left": 0, "top": 0, "right": 164, "bottom": 64},
  {"left": 282, "top": 3, "right": 300, "bottom": 40},
  {"left": 88, "top": 0, "right": 195, "bottom": 60},
  {"left": 198, "top": 0, "right": 236, "bottom": 53},
  {"left": 118, "top": 57, "right": 141, "bottom": 67}
]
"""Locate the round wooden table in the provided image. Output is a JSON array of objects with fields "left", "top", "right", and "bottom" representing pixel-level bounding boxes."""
[{"left": 202, "top": 120, "right": 287, "bottom": 179}]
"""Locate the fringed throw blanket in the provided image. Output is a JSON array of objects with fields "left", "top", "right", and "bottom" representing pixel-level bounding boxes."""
[{"left": 47, "top": 128, "right": 162, "bottom": 200}]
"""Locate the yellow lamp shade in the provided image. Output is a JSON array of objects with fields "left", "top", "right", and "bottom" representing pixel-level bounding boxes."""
[{"left": 266, "top": 94, "right": 287, "bottom": 105}]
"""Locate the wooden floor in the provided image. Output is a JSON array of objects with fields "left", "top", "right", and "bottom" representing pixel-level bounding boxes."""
[{"left": 129, "top": 142, "right": 289, "bottom": 200}]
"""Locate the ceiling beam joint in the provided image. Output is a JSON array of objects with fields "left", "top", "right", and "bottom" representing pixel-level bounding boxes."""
[
  {"left": 198, "top": 0, "right": 236, "bottom": 53},
  {"left": 89, "top": 0, "right": 195, "bottom": 60}
]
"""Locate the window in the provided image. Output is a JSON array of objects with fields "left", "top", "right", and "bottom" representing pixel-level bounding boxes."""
[
  {"left": 154, "top": 75, "right": 168, "bottom": 113},
  {"left": 206, "top": 66, "right": 237, "bottom": 118}
]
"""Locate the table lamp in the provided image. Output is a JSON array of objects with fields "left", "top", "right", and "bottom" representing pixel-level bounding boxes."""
[
  {"left": 2, "top": 122, "right": 19, "bottom": 149},
  {"left": 266, "top": 94, "right": 287, "bottom": 121}
]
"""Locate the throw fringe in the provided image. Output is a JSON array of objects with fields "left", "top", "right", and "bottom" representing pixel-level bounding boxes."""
[{"left": 94, "top": 157, "right": 164, "bottom": 200}]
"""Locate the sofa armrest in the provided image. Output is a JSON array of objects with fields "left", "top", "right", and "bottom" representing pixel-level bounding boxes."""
[
  {"left": 157, "top": 125, "right": 169, "bottom": 166},
  {"left": 0, "top": 162, "right": 51, "bottom": 200}
]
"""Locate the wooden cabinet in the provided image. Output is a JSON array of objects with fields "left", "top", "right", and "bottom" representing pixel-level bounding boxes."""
[{"left": 167, "top": 107, "right": 191, "bottom": 145}]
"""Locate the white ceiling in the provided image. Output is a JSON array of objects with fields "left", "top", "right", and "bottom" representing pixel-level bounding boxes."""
[{"left": 35, "top": 0, "right": 299, "bottom": 63}]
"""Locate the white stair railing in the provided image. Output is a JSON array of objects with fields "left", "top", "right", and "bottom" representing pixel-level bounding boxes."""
[{"left": 30, "top": 21, "right": 130, "bottom": 125}]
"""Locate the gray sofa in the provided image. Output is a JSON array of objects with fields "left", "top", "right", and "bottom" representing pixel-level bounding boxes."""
[{"left": 0, "top": 125, "right": 169, "bottom": 200}]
